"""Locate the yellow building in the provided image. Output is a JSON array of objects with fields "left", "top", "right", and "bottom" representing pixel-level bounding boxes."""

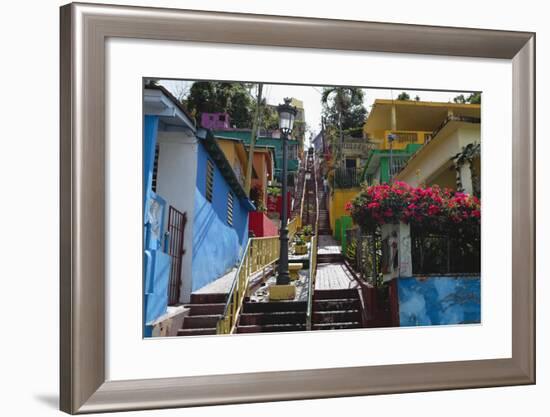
[
  {"left": 328, "top": 99, "right": 481, "bottom": 239},
  {"left": 215, "top": 136, "right": 250, "bottom": 187},
  {"left": 362, "top": 99, "right": 481, "bottom": 185}
]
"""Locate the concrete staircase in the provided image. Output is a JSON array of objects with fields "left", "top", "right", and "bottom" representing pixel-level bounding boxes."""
[
  {"left": 178, "top": 293, "right": 227, "bottom": 336},
  {"left": 312, "top": 288, "right": 362, "bottom": 330},
  {"left": 237, "top": 301, "right": 307, "bottom": 333}
]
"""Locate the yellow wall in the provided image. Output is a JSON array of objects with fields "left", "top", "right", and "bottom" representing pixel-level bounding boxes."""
[
  {"left": 217, "top": 140, "right": 238, "bottom": 166},
  {"left": 329, "top": 188, "right": 361, "bottom": 232}
]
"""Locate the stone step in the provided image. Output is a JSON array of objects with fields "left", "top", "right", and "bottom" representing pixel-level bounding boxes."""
[
  {"left": 312, "top": 322, "right": 361, "bottom": 330},
  {"left": 190, "top": 292, "right": 227, "bottom": 304},
  {"left": 313, "top": 310, "right": 361, "bottom": 324},
  {"left": 181, "top": 314, "right": 220, "bottom": 329},
  {"left": 317, "top": 254, "right": 344, "bottom": 263},
  {"left": 243, "top": 301, "right": 307, "bottom": 313},
  {"left": 185, "top": 303, "right": 225, "bottom": 316},
  {"left": 177, "top": 327, "right": 217, "bottom": 336},
  {"left": 313, "top": 298, "right": 360, "bottom": 311},
  {"left": 314, "top": 288, "right": 359, "bottom": 300},
  {"left": 239, "top": 311, "right": 307, "bottom": 326},
  {"left": 237, "top": 323, "right": 307, "bottom": 333}
]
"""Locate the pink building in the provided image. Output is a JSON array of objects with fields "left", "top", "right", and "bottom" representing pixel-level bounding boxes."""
[{"left": 200, "top": 112, "right": 231, "bottom": 130}]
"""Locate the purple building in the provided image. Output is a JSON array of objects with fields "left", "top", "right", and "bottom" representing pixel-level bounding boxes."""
[{"left": 201, "top": 112, "right": 231, "bottom": 130}]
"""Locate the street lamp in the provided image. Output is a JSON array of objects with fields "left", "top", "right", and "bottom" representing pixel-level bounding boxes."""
[{"left": 276, "top": 98, "right": 297, "bottom": 285}]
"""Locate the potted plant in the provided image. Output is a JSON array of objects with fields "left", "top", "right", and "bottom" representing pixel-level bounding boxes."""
[
  {"left": 293, "top": 234, "right": 307, "bottom": 255},
  {"left": 301, "top": 224, "right": 313, "bottom": 242}
]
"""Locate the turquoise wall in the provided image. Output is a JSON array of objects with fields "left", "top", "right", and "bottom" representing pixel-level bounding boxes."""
[
  {"left": 191, "top": 141, "right": 251, "bottom": 291},
  {"left": 398, "top": 276, "right": 481, "bottom": 326}
]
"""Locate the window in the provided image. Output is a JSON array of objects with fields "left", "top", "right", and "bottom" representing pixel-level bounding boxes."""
[
  {"left": 152, "top": 144, "right": 160, "bottom": 193},
  {"left": 219, "top": 114, "right": 225, "bottom": 121},
  {"left": 206, "top": 159, "right": 214, "bottom": 202},
  {"left": 227, "top": 192, "right": 234, "bottom": 226}
]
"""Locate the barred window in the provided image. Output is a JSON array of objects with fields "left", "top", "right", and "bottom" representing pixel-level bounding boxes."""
[
  {"left": 206, "top": 159, "right": 214, "bottom": 202},
  {"left": 227, "top": 192, "right": 234, "bottom": 226}
]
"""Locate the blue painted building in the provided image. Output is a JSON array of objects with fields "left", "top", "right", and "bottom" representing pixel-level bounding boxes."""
[
  {"left": 192, "top": 129, "right": 254, "bottom": 291},
  {"left": 143, "top": 85, "right": 255, "bottom": 332}
]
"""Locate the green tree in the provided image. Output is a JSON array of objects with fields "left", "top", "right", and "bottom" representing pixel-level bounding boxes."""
[
  {"left": 397, "top": 92, "right": 410, "bottom": 100},
  {"left": 453, "top": 94, "right": 467, "bottom": 104},
  {"left": 186, "top": 81, "right": 254, "bottom": 128},
  {"left": 467, "top": 92, "right": 481, "bottom": 104},
  {"left": 453, "top": 92, "right": 481, "bottom": 104},
  {"left": 321, "top": 87, "right": 367, "bottom": 165}
]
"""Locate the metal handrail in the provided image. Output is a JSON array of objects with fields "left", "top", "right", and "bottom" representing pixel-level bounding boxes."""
[
  {"left": 298, "top": 167, "right": 307, "bottom": 229},
  {"left": 216, "top": 216, "right": 299, "bottom": 334},
  {"left": 306, "top": 155, "right": 320, "bottom": 330},
  {"left": 216, "top": 235, "right": 280, "bottom": 334}
]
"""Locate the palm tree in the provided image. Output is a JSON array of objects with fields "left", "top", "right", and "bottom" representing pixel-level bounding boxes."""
[{"left": 321, "top": 87, "right": 363, "bottom": 166}]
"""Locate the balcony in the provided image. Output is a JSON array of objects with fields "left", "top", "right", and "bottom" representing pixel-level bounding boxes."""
[
  {"left": 334, "top": 139, "right": 370, "bottom": 158},
  {"left": 381, "top": 130, "right": 432, "bottom": 151},
  {"left": 332, "top": 166, "right": 362, "bottom": 189}
]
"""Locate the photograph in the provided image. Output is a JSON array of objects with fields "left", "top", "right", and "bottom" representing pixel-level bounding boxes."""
[{"left": 142, "top": 79, "right": 482, "bottom": 337}]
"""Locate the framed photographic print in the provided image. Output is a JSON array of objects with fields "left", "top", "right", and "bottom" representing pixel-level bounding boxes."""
[{"left": 60, "top": 2, "right": 535, "bottom": 414}]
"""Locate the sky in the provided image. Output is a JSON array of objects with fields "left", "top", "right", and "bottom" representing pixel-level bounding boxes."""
[{"left": 159, "top": 79, "right": 476, "bottom": 145}]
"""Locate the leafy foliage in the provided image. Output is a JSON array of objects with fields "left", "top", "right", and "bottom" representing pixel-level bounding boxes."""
[
  {"left": 453, "top": 92, "right": 481, "bottom": 104},
  {"left": 321, "top": 87, "right": 367, "bottom": 133},
  {"left": 347, "top": 182, "right": 480, "bottom": 237},
  {"left": 397, "top": 92, "right": 410, "bottom": 100},
  {"left": 186, "top": 82, "right": 255, "bottom": 128}
]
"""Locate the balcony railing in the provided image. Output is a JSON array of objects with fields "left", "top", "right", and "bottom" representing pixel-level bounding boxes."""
[
  {"left": 382, "top": 130, "right": 432, "bottom": 150},
  {"left": 333, "top": 166, "right": 362, "bottom": 189},
  {"left": 334, "top": 141, "right": 369, "bottom": 157},
  {"left": 389, "top": 157, "right": 409, "bottom": 178}
]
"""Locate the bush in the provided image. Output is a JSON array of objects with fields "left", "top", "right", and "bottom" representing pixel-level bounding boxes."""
[{"left": 347, "top": 182, "right": 480, "bottom": 237}]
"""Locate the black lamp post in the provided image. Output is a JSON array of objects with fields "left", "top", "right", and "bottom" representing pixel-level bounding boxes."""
[{"left": 276, "top": 98, "right": 297, "bottom": 285}]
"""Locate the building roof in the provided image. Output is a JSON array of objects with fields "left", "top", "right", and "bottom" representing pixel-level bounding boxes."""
[
  {"left": 144, "top": 84, "right": 196, "bottom": 129},
  {"left": 363, "top": 99, "right": 481, "bottom": 136},
  {"left": 215, "top": 136, "right": 258, "bottom": 179}
]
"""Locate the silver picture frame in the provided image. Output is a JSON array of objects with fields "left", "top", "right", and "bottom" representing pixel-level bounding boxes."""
[{"left": 60, "top": 2, "right": 535, "bottom": 414}]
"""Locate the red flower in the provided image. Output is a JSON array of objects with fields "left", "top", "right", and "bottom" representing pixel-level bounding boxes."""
[{"left": 428, "top": 204, "right": 440, "bottom": 216}]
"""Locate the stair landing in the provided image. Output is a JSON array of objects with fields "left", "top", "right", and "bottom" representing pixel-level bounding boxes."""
[{"left": 315, "top": 263, "right": 358, "bottom": 290}]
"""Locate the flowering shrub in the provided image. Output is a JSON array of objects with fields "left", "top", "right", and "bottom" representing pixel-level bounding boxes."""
[{"left": 347, "top": 181, "right": 480, "bottom": 235}]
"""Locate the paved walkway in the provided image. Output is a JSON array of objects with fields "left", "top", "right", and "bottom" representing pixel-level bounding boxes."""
[
  {"left": 317, "top": 234, "right": 341, "bottom": 255},
  {"left": 193, "top": 264, "right": 276, "bottom": 294},
  {"left": 315, "top": 263, "right": 358, "bottom": 290}
]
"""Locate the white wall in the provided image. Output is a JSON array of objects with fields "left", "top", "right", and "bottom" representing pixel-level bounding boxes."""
[
  {"left": 398, "top": 124, "right": 480, "bottom": 187},
  {"left": 156, "top": 131, "right": 198, "bottom": 303},
  {"left": 1, "top": 1, "right": 548, "bottom": 417}
]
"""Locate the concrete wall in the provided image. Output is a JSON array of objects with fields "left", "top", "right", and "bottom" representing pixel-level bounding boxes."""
[
  {"left": 397, "top": 123, "right": 480, "bottom": 187},
  {"left": 329, "top": 187, "right": 361, "bottom": 233},
  {"left": 192, "top": 142, "right": 250, "bottom": 292},
  {"left": 156, "top": 131, "right": 198, "bottom": 303},
  {"left": 397, "top": 276, "right": 481, "bottom": 326}
]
